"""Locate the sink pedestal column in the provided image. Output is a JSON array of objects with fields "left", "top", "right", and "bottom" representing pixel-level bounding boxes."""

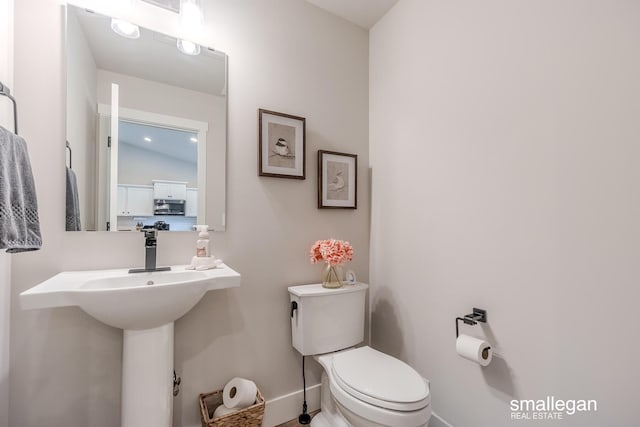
[{"left": 122, "top": 322, "right": 174, "bottom": 427}]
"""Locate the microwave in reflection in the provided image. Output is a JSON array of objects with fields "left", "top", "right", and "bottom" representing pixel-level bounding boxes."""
[{"left": 153, "top": 199, "right": 185, "bottom": 216}]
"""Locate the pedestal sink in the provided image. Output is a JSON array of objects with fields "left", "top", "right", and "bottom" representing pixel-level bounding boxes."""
[{"left": 20, "top": 264, "right": 240, "bottom": 427}]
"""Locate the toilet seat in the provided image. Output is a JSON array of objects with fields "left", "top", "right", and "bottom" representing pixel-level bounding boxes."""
[
  {"left": 317, "top": 347, "right": 431, "bottom": 427},
  {"left": 330, "top": 347, "right": 430, "bottom": 412}
]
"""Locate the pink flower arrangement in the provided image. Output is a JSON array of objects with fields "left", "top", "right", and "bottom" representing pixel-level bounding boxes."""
[{"left": 310, "top": 239, "right": 354, "bottom": 266}]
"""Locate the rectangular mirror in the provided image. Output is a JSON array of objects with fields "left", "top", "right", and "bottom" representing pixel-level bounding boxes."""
[{"left": 65, "top": 4, "right": 227, "bottom": 232}]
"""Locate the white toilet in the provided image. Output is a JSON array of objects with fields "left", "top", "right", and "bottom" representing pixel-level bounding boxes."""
[{"left": 289, "top": 283, "right": 431, "bottom": 427}]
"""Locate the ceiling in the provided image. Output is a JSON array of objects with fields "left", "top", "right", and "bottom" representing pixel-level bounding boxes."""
[
  {"left": 71, "top": 6, "right": 227, "bottom": 96},
  {"left": 140, "top": 0, "right": 181, "bottom": 13},
  {"left": 119, "top": 120, "right": 198, "bottom": 164},
  {"left": 304, "top": 0, "right": 399, "bottom": 29}
]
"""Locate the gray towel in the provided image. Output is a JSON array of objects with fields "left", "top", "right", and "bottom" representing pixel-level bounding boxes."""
[
  {"left": 0, "top": 126, "right": 42, "bottom": 252},
  {"left": 65, "top": 167, "right": 81, "bottom": 231}
]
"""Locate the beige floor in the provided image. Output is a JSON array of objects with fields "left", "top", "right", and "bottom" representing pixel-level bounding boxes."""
[{"left": 275, "top": 410, "right": 320, "bottom": 427}]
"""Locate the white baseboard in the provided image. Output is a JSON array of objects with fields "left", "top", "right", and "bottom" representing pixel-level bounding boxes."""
[
  {"left": 430, "top": 411, "right": 454, "bottom": 427},
  {"left": 263, "top": 384, "right": 322, "bottom": 427}
]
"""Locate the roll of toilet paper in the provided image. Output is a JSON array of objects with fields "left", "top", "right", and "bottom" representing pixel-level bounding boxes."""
[
  {"left": 456, "top": 334, "right": 493, "bottom": 366},
  {"left": 213, "top": 404, "right": 237, "bottom": 419},
  {"left": 223, "top": 377, "right": 257, "bottom": 409}
]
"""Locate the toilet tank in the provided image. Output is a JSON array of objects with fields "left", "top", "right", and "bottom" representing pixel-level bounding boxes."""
[{"left": 288, "top": 283, "right": 368, "bottom": 356}]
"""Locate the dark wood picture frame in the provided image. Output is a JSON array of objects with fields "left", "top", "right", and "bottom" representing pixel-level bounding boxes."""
[
  {"left": 258, "top": 109, "right": 306, "bottom": 179},
  {"left": 318, "top": 150, "right": 357, "bottom": 209}
]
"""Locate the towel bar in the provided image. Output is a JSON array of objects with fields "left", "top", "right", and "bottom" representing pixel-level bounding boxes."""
[
  {"left": 66, "top": 141, "right": 72, "bottom": 169},
  {"left": 0, "top": 81, "right": 18, "bottom": 135}
]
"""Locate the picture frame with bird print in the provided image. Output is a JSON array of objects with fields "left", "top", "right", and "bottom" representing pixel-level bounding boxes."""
[
  {"left": 318, "top": 150, "right": 357, "bottom": 209},
  {"left": 258, "top": 109, "right": 306, "bottom": 179}
]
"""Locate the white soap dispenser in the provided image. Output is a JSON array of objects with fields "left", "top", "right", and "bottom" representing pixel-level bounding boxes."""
[
  {"left": 186, "top": 225, "right": 222, "bottom": 271},
  {"left": 196, "top": 225, "right": 210, "bottom": 257}
]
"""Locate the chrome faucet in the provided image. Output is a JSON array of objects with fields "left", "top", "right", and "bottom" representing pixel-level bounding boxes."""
[{"left": 128, "top": 229, "right": 171, "bottom": 274}]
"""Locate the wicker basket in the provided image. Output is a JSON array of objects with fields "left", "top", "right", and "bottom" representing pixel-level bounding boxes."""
[{"left": 199, "top": 387, "right": 265, "bottom": 427}]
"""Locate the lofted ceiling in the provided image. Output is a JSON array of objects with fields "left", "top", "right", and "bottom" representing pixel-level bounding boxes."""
[
  {"left": 304, "top": 0, "right": 399, "bottom": 29},
  {"left": 71, "top": 6, "right": 227, "bottom": 96}
]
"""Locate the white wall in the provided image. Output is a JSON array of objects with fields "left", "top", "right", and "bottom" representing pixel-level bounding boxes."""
[
  {"left": 0, "top": 0, "right": 13, "bottom": 425},
  {"left": 0, "top": 251, "right": 9, "bottom": 427},
  {"left": 66, "top": 8, "right": 97, "bottom": 230},
  {"left": 370, "top": 0, "right": 640, "bottom": 426},
  {"left": 10, "top": 1, "right": 368, "bottom": 427},
  {"left": 119, "top": 142, "right": 197, "bottom": 187},
  {"left": 96, "top": 69, "right": 225, "bottom": 126}
]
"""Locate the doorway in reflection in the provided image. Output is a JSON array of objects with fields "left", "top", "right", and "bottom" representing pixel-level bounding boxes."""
[{"left": 114, "top": 121, "right": 198, "bottom": 232}]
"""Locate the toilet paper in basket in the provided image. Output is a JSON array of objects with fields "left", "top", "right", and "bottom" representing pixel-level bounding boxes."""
[
  {"left": 222, "top": 377, "right": 257, "bottom": 409},
  {"left": 213, "top": 404, "right": 237, "bottom": 419}
]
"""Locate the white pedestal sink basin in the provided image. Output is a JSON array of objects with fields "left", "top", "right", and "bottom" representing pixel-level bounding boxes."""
[{"left": 20, "top": 264, "right": 240, "bottom": 427}]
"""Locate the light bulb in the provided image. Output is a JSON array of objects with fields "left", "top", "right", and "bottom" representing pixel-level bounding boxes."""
[
  {"left": 177, "top": 39, "right": 201, "bottom": 56},
  {"left": 111, "top": 18, "right": 140, "bottom": 39},
  {"left": 181, "top": 0, "right": 203, "bottom": 28}
]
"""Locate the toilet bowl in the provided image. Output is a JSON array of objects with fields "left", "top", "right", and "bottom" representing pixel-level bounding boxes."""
[
  {"left": 312, "top": 347, "right": 431, "bottom": 427},
  {"left": 288, "top": 283, "right": 431, "bottom": 427}
]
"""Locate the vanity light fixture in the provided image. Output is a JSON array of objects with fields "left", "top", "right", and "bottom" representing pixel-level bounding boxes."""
[
  {"left": 111, "top": 18, "right": 140, "bottom": 39},
  {"left": 180, "top": 0, "right": 203, "bottom": 29},
  {"left": 177, "top": 0, "right": 203, "bottom": 55},
  {"left": 177, "top": 39, "right": 201, "bottom": 56}
]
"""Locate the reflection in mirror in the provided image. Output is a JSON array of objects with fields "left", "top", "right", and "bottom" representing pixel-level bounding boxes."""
[{"left": 65, "top": 5, "right": 227, "bottom": 232}]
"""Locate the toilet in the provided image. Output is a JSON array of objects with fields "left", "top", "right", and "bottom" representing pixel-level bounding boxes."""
[{"left": 289, "top": 283, "right": 431, "bottom": 427}]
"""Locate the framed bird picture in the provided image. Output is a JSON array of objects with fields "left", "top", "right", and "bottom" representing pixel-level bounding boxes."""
[
  {"left": 258, "top": 109, "right": 306, "bottom": 179},
  {"left": 318, "top": 150, "right": 357, "bottom": 209}
]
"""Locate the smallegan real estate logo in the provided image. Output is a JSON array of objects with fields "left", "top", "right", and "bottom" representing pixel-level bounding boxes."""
[{"left": 510, "top": 396, "right": 597, "bottom": 421}]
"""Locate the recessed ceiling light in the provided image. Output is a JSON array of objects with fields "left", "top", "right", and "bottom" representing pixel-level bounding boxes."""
[
  {"left": 111, "top": 18, "right": 140, "bottom": 39},
  {"left": 177, "top": 39, "right": 201, "bottom": 55},
  {"left": 190, "top": 137, "right": 198, "bottom": 143},
  {"left": 144, "top": 137, "right": 152, "bottom": 142}
]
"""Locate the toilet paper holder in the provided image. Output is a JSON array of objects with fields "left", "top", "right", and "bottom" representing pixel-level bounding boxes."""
[{"left": 456, "top": 308, "right": 487, "bottom": 337}]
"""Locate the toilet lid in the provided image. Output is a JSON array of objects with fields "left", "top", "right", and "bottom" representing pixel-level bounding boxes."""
[{"left": 331, "top": 347, "right": 429, "bottom": 411}]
